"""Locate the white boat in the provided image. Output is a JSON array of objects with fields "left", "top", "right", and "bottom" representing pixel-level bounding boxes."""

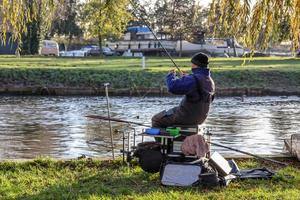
[
  {"left": 106, "top": 26, "right": 246, "bottom": 57},
  {"left": 175, "top": 38, "right": 246, "bottom": 57},
  {"left": 107, "top": 26, "right": 176, "bottom": 55}
]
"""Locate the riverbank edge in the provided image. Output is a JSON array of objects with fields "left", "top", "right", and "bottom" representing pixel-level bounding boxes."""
[
  {"left": 1, "top": 85, "right": 300, "bottom": 96},
  {"left": 1, "top": 153, "right": 293, "bottom": 162}
]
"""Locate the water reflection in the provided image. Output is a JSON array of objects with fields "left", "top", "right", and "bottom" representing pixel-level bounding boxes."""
[{"left": 0, "top": 95, "right": 299, "bottom": 159}]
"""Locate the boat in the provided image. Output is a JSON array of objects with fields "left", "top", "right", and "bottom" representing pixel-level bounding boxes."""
[
  {"left": 106, "top": 26, "right": 246, "bottom": 57},
  {"left": 284, "top": 134, "right": 300, "bottom": 161},
  {"left": 106, "top": 26, "right": 176, "bottom": 56},
  {"left": 175, "top": 38, "right": 245, "bottom": 57}
]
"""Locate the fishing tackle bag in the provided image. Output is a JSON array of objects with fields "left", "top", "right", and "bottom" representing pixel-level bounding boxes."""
[
  {"left": 133, "top": 142, "right": 163, "bottom": 173},
  {"left": 160, "top": 161, "right": 202, "bottom": 186}
]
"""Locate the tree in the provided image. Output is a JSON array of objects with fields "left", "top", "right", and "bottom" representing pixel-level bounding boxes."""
[
  {"left": 149, "top": 0, "right": 208, "bottom": 56},
  {"left": 152, "top": 0, "right": 169, "bottom": 32},
  {"left": 0, "top": 0, "right": 59, "bottom": 54},
  {"left": 153, "top": 0, "right": 196, "bottom": 39},
  {"left": 80, "top": 0, "right": 131, "bottom": 50},
  {"left": 208, "top": 0, "right": 300, "bottom": 51},
  {"left": 50, "top": 0, "right": 83, "bottom": 50},
  {"left": 132, "top": 0, "right": 207, "bottom": 39},
  {"left": 20, "top": 0, "right": 42, "bottom": 55}
]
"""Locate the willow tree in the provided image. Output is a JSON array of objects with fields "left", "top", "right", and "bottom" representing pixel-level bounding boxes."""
[
  {"left": 208, "top": 0, "right": 300, "bottom": 51},
  {"left": 0, "top": 0, "right": 59, "bottom": 54},
  {"left": 80, "top": 0, "right": 131, "bottom": 50}
]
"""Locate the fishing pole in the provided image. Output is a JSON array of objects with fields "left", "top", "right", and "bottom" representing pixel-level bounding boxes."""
[
  {"left": 86, "top": 115, "right": 151, "bottom": 127},
  {"left": 86, "top": 115, "right": 288, "bottom": 166},
  {"left": 208, "top": 141, "right": 288, "bottom": 166},
  {"left": 129, "top": 0, "right": 183, "bottom": 74}
]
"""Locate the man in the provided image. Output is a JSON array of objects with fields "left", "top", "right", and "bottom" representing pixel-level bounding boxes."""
[{"left": 152, "top": 52, "right": 215, "bottom": 128}]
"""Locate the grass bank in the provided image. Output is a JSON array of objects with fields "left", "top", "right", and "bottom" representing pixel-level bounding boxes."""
[
  {"left": 0, "top": 56, "right": 300, "bottom": 96},
  {"left": 0, "top": 158, "right": 299, "bottom": 199}
]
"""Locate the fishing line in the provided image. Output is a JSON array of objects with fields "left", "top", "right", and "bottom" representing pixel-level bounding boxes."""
[
  {"left": 128, "top": 0, "right": 185, "bottom": 100},
  {"left": 129, "top": 0, "right": 183, "bottom": 74}
]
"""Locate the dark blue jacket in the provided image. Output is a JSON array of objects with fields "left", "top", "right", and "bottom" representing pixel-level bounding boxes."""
[
  {"left": 164, "top": 67, "right": 215, "bottom": 125},
  {"left": 166, "top": 67, "right": 212, "bottom": 99}
]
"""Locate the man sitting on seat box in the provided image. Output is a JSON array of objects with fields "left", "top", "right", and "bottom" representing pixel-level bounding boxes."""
[{"left": 152, "top": 52, "right": 215, "bottom": 128}]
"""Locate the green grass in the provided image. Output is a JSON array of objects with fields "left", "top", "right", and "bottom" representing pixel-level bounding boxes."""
[
  {"left": 0, "top": 157, "right": 299, "bottom": 200},
  {"left": 0, "top": 55, "right": 300, "bottom": 92}
]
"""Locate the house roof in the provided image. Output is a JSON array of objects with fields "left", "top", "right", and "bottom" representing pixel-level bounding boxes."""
[{"left": 127, "top": 26, "right": 151, "bottom": 33}]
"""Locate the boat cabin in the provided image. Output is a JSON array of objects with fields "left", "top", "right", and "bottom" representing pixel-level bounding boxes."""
[{"left": 106, "top": 26, "right": 176, "bottom": 56}]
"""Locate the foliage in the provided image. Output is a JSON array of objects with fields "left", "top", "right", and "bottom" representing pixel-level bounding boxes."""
[
  {"left": 0, "top": 158, "right": 299, "bottom": 199},
  {"left": 80, "top": 0, "right": 132, "bottom": 48},
  {"left": 0, "top": 0, "right": 59, "bottom": 54},
  {"left": 209, "top": 0, "right": 300, "bottom": 51},
  {"left": 1, "top": 0, "right": 298, "bottom": 53},
  {"left": 50, "top": 0, "right": 83, "bottom": 50},
  {"left": 147, "top": 0, "right": 208, "bottom": 41},
  {"left": 21, "top": 20, "right": 40, "bottom": 55},
  {"left": 20, "top": 0, "right": 42, "bottom": 55}
]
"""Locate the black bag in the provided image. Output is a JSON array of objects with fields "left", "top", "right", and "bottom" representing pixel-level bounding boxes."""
[
  {"left": 233, "top": 168, "right": 275, "bottom": 179},
  {"left": 134, "top": 142, "right": 163, "bottom": 173}
]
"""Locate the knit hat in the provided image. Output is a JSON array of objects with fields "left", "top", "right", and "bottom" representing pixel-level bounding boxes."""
[{"left": 191, "top": 52, "right": 209, "bottom": 67}]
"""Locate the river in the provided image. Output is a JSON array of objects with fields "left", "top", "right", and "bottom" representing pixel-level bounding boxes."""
[{"left": 0, "top": 95, "right": 299, "bottom": 159}]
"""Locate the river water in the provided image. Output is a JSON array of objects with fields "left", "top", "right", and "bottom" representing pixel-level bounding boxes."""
[{"left": 0, "top": 95, "right": 299, "bottom": 159}]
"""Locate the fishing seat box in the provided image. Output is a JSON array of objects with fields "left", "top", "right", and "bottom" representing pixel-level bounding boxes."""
[
  {"left": 168, "top": 125, "right": 204, "bottom": 155},
  {"left": 143, "top": 124, "right": 203, "bottom": 155},
  {"left": 137, "top": 125, "right": 204, "bottom": 173}
]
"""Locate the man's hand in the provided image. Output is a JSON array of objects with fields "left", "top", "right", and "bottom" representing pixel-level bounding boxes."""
[
  {"left": 180, "top": 70, "right": 187, "bottom": 76},
  {"left": 169, "top": 68, "right": 187, "bottom": 77},
  {"left": 169, "top": 69, "right": 176, "bottom": 75}
]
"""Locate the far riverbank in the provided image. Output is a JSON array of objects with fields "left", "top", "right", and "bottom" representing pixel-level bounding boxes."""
[{"left": 0, "top": 56, "right": 299, "bottom": 96}]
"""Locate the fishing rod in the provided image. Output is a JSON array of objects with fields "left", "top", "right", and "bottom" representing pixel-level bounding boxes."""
[
  {"left": 129, "top": 0, "right": 183, "bottom": 74},
  {"left": 86, "top": 115, "right": 151, "bottom": 127},
  {"left": 86, "top": 115, "right": 288, "bottom": 166},
  {"left": 208, "top": 142, "right": 288, "bottom": 166}
]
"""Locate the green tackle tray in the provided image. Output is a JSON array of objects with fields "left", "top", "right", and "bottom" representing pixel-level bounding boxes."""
[{"left": 166, "top": 127, "right": 181, "bottom": 136}]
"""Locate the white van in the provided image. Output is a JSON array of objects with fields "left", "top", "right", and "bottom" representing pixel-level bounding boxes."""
[{"left": 39, "top": 40, "right": 59, "bottom": 56}]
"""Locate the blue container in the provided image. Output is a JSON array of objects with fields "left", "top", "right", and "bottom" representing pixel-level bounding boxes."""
[{"left": 145, "top": 128, "right": 160, "bottom": 135}]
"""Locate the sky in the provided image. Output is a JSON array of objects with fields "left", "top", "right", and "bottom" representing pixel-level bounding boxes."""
[
  {"left": 79, "top": 0, "right": 255, "bottom": 9},
  {"left": 141, "top": 0, "right": 211, "bottom": 7},
  {"left": 141, "top": 0, "right": 256, "bottom": 8},
  {"left": 79, "top": 0, "right": 254, "bottom": 8},
  {"left": 198, "top": 0, "right": 211, "bottom": 7}
]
